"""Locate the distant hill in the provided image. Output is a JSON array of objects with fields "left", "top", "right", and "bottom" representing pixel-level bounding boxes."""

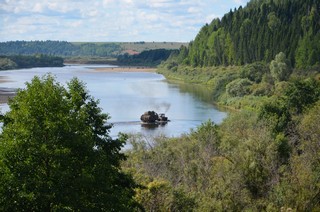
[
  {"left": 176, "top": 0, "right": 320, "bottom": 69},
  {"left": 0, "top": 54, "right": 64, "bottom": 70},
  {"left": 117, "top": 49, "right": 178, "bottom": 66},
  {"left": 0, "top": 40, "right": 187, "bottom": 57}
]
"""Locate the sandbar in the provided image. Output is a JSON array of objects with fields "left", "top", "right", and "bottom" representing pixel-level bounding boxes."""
[{"left": 93, "top": 66, "right": 157, "bottom": 73}]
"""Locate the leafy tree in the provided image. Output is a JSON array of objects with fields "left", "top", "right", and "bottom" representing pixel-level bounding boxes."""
[
  {"left": 267, "top": 12, "right": 281, "bottom": 31},
  {"left": 240, "top": 62, "right": 269, "bottom": 83},
  {"left": 226, "top": 78, "right": 253, "bottom": 97},
  {"left": 0, "top": 57, "right": 17, "bottom": 70},
  {"left": 0, "top": 75, "right": 138, "bottom": 211},
  {"left": 284, "top": 78, "right": 320, "bottom": 114},
  {"left": 270, "top": 52, "right": 291, "bottom": 82}
]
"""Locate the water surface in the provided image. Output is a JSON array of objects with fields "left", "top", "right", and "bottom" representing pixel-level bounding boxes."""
[{"left": 0, "top": 65, "right": 227, "bottom": 138}]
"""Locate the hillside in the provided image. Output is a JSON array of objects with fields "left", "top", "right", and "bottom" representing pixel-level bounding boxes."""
[
  {"left": 176, "top": 0, "right": 319, "bottom": 69},
  {"left": 0, "top": 41, "right": 187, "bottom": 57}
]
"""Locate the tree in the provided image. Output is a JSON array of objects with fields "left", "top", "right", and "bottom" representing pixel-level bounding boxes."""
[
  {"left": 270, "top": 52, "right": 291, "bottom": 82},
  {"left": 0, "top": 75, "right": 138, "bottom": 211},
  {"left": 226, "top": 78, "right": 253, "bottom": 97}
]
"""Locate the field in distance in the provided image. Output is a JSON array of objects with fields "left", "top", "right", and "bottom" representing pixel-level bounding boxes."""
[{"left": 72, "top": 41, "right": 188, "bottom": 55}]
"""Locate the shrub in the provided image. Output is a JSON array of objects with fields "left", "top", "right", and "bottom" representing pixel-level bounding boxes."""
[{"left": 226, "top": 78, "right": 253, "bottom": 97}]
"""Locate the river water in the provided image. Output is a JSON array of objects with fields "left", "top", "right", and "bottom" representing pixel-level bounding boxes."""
[{"left": 0, "top": 65, "right": 227, "bottom": 138}]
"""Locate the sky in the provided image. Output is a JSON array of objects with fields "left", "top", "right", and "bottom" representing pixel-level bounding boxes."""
[{"left": 0, "top": 0, "right": 250, "bottom": 42}]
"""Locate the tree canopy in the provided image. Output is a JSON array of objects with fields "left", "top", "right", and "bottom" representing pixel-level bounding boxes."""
[
  {"left": 0, "top": 75, "right": 138, "bottom": 211},
  {"left": 178, "top": 0, "right": 320, "bottom": 68}
]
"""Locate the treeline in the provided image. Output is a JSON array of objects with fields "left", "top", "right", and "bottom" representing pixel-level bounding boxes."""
[
  {"left": 117, "top": 49, "right": 178, "bottom": 66},
  {"left": 0, "top": 41, "right": 122, "bottom": 57},
  {"left": 0, "top": 55, "right": 64, "bottom": 70},
  {"left": 177, "top": 0, "right": 320, "bottom": 69}
]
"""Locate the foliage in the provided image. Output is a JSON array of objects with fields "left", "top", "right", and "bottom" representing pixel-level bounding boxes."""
[
  {"left": 226, "top": 78, "right": 253, "bottom": 97},
  {"left": 0, "top": 75, "right": 138, "bottom": 211},
  {"left": 125, "top": 0, "right": 320, "bottom": 210},
  {"left": 270, "top": 52, "right": 291, "bottom": 82},
  {"left": 0, "top": 55, "right": 64, "bottom": 70},
  {"left": 117, "top": 49, "right": 178, "bottom": 67},
  {"left": 177, "top": 0, "right": 320, "bottom": 68},
  {"left": 0, "top": 41, "right": 122, "bottom": 57},
  {"left": 0, "top": 41, "right": 187, "bottom": 58},
  {"left": 240, "top": 62, "right": 269, "bottom": 83},
  {"left": 284, "top": 78, "right": 320, "bottom": 114},
  {"left": 124, "top": 81, "right": 320, "bottom": 209},
  {"left": 0, "top": 57, "right": 17, "bottom": 70}
]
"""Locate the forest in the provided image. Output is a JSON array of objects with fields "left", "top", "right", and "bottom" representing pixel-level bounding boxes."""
[
  {"left": 0, "top": 55, "right": 64, "bottom": 70},
  {"left": 117, "top": 49, "right": 178, "bottom": 66},
  {"left": 0, "top": 41, "right": 185, "bottom": 58},
  {"left": 178, "top": 0, "right": 320, "bottom": 69},
  {"left": 0, "top": 41, "right": 122, "bottom": 57}
]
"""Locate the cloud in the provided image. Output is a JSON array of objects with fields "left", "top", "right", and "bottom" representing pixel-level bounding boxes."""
[{"left": 0, "top": 0, "right": 250, "bottom": 42}]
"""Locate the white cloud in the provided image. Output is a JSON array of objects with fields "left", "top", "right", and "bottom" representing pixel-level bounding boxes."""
[
  {"left": 32, "top": 3, "right": 45, "bottom": 13},
  {"left": 0, "top": 0, "right": 250, "bottom": 42}
]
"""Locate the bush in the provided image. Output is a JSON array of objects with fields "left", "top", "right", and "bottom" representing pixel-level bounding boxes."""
[
  {"left": 226, "top": 78, "right": 253, "bottom": 97},
  {"left": 240, "top": 62, "right": 269, "bottom": 83}
]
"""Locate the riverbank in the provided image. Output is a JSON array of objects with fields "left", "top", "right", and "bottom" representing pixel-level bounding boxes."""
[{"left": 92, "top": 66, "right": 157, "bottom": 73}]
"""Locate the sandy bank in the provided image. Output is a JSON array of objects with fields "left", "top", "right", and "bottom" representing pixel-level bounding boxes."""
[{"left": 93, "top": 66, "right": 157, "bottom": 73}]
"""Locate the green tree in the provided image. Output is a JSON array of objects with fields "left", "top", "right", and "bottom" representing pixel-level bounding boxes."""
[
  {"left": 284, "top": 78, "right": 320, "bottom": 114},
  {"left": 226, "top": 78, "right": 253, "bottom": 97},
  {"left": 0, "top": 75, "right": 138, "bottom": 211},
  {"left": 270, "top": 52, "right": 291, "bottom": 82}
]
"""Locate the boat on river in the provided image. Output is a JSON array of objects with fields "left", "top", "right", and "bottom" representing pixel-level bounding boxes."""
[{"left": 140, "top": 111, "right": 169, "bottom": 125}]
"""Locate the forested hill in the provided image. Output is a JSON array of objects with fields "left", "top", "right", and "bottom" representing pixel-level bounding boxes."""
[
  {"left": 0, "top": 41, "right": 186, "bottom": 58},
  {"left": 179, "top": 0, "right": 320, "bottom": 69},
  {"left": 0, "top": 41, "right": 121, "bottom": 57}
]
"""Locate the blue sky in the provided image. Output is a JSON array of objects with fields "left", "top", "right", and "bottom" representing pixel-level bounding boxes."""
[{"left": 0, "top": 0, "right": 250, "bottom": 42}]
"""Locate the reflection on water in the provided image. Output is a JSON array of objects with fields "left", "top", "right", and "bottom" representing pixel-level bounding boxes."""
[{"left": 0, "top": 65, "right": 227, "bottom": 138}]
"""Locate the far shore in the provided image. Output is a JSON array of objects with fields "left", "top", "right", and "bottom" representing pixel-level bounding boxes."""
[{"left": 92, "top": 66, "right": 157, "bottom": 73}]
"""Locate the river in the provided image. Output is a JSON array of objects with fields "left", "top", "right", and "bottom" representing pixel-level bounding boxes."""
[{"left": 0, "top": 65, "right": 227, "bottom": 138}]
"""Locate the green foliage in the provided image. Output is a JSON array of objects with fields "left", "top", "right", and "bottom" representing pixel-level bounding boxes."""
[
  {"left": 135, "top": 180, "right": 196, "bottom": 212},
  {"left": 178, "top": 0, "right": 320, "bottom": 68},
  {"left": 0, "top": 55, "right": 64, "bottom": 70},
  {"left": 0, "top": 57, "right": 17, "bottom": 70},
  {"left": 251, "top": 82, "right": 273, "bottom": 96},
  {"left": 123, "top": 73, "right": 320, "bottom": 210},
  {"left": 0, "top": 41, "right": 187, "bottom": 58},
  {"left": 0, "top": 41, "right": 122, "bottom": 57},
  {"left": 259, "top": 98, "right": 291, "bottom": 134},
  {"left": 267, "top": 12, "right": 281, "bottom": 31},
  {"left": 240, "top": 62, "right": 269, "bottom": 83},
  {"left": 270, "top": 101, "right": 320, "bottom": 211},
  {"left": 226, "top": 78, "right": 253, "bottom": 97},
  {"left": 270, "top": 52, "right": 291, "bottom": 82},
  {"left": 284, "top": 78, "right": 320, "bottom": 114},
  {"left": 0, "top": 75, "right": 138, "bottom": 211},
  {"left": 117, "top": 49, "right": 177, "bottom": 67}
]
